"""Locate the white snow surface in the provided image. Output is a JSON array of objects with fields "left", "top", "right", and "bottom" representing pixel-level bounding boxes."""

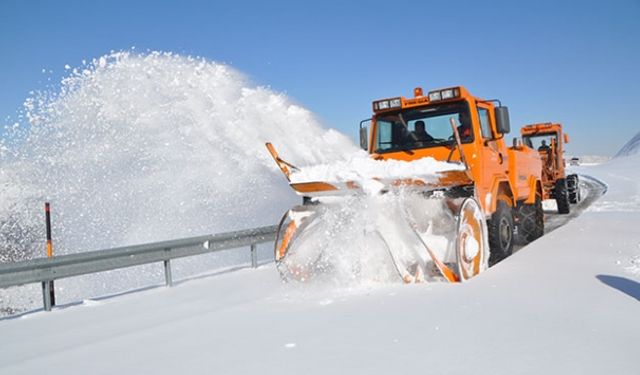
[
  {"left": 289, "top": 152, "right": 464, "bottom": 185},
  {"left": 1, "top": 156, "right": 639, "bottom": 374}
]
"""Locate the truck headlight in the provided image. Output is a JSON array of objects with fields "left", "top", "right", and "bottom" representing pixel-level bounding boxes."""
[
  {"left": 428, "top": 87, "right": 460, "bottom": 101},
  {"left": 377, "top": 100, "right": 390, "bottom": 110},
  {"left": 441, "top": 88, "right": 456, "bottom": 99}
]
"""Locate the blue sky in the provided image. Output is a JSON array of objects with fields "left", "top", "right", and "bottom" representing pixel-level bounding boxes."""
[{"left": 1, "top": 0, "right": 639, "bottom": 155}]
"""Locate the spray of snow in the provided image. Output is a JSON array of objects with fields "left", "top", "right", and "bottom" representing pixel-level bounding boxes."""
[
  {"left": 279, "top": 192, "right": 455, "bottom": 287},
  {"left": 0, "top": 51, "right": 356, "bottom": 253},
  {"left": 0, "top": 51, "right": 357, "bottom": 312}
]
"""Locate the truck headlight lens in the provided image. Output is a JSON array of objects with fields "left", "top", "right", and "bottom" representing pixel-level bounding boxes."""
[
  {"left": 389, "top": 98, "right": 401, "bottom": 108},
  {"left": 441, "top": 89, "right": 455, "bottom": 99},
  {"left": 377, "top": 100, "right": 390, "bottom": 110},
  {"left": 428, "top": 87, "right": 460, "bottom": 101}
]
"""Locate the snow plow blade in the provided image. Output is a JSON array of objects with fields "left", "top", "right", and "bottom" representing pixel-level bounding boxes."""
[
  {"left": 266, "top": 142, "right": 488, "bottom": 284},
  {"left": 289, "top": 171, "right": 472, "bottom": 197},
  {"left": 273, "top": 195, "right": 489, "bottom": 284},
  {"left": 266, "top": 142, "right": 472, "bottom": 197}
]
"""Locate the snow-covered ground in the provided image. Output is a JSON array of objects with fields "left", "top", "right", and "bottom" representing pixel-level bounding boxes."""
[
  {"left": 1, "top": 154, "right": 638, "bottom": 374},
  {"left": 566, "top": 154, "right": 611, "bottom": 165}
]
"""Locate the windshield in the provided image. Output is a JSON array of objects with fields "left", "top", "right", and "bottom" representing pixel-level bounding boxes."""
[
  {"left": 374, "top": 101, "right": 473, "bottom": 153},
  {"left": 523, "top": 133, "right": 559, "bottom": 151}
]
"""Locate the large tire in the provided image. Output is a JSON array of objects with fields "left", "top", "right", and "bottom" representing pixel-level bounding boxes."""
[
  {"left": 455, "top": 198, "right": 490, "bottom": 281},
  {"left": 488, "top": 200, "right": 514, "bottom": 265},
  {"left": 516, "top": 196, "right": 544, "bottom": 244},
  {"left": 567, "top": 174, "right": 580, "bottom": 204},
  {"left": 555, "top": 178, "right": 571, "bottom": 214}
]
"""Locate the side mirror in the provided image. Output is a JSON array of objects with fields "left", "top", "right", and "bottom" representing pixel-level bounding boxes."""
[
  {"left": 495, "top": 106, "right": 511, "bottom": 134},
  {"left": 564, "top": 133, "right": 570, "bottom": 144},
  {"left": 359, "top": 126, "right": 368, "bottom": 150},
  {"left": 359, "top": 118, "right": 371, "bottom": 151}
]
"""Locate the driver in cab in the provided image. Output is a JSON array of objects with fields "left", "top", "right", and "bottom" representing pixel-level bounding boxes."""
[
  {"left": 412, "top": 120, "right": 434, "bottom": 145},
  {"left": 456, "top": 111, "right": 472, "bottom": 141}
]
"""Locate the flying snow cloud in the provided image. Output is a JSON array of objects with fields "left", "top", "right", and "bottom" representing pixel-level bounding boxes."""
[{"left": 0, "top": 51, "right": 357, "bottom": 258}]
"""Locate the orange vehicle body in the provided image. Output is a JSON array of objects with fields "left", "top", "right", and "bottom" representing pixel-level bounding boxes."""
[
  {"left": 520, "top": 123, "right": 569, "bottom": 200},
  {"left": 367, "top": 86, "right": 542, "bottom": 217},
  {"left": 266, "top": 85, "right": 548, "bottom": 282}
]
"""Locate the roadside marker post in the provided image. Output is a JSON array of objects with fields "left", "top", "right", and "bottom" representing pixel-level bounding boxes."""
[{"left": 42, "top": 202, "right": 56, "bottom": 311}]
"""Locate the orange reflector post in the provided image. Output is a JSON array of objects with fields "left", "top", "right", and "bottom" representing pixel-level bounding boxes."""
[{"left": 45, "top": 202, "right": 53, "bottom": 258}]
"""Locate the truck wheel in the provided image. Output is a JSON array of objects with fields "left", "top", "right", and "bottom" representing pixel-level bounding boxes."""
[
  {"left": 488, "top": 200, "right": 514, "bottom": 265},
  {"left": 567, "top": 174, "right": 580, "bottom": 204},
  {"left": 555, "top": 178, "right": 571, "bottom": 214},
  {"left": 516, "top": 195, "right": 544, "bottom": 244}
]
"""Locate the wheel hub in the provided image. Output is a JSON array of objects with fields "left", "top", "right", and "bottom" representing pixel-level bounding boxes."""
[{"left": 499, "top": 217, "right": 512, "bottom": 248}]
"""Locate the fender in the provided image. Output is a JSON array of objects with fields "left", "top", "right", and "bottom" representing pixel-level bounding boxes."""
[
  {"left": 523, "top": 176, "right": 542, "bottom": 204},
  {"left": 486, "top": 178, "right": 515, "bottom": 215}
]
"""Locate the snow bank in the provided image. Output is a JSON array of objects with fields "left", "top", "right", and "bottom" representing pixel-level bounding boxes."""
[
  {"left": 580, "top": 153, "right": 640, "bottom": 213},
  {"left": 571, "top": 152, "right": 640, "bottom": 277}
]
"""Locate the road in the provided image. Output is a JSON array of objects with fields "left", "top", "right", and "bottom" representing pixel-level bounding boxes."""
[
  {"left": 542, "top": 175, "right": 607, "bottom": 233},
  {"left": 513, "top": 174, "right": 606, "bottom": 254}
]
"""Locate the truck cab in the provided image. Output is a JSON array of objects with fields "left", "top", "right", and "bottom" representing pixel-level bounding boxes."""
[
  {"left": 520, "top": 123, "right": 579, "bottom": 213},
  {"left": 361, "top": 86, "right": 541, "bottom": 216},
  {"left": 361, "top": 86, "right": 543, "bottom": 262}
]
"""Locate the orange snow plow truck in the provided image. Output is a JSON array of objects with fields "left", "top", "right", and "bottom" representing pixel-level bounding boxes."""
[
  {"left": 521, "top": 123, "right": 581, "bottom": 214},
  {"left": 267, "top": 86, "right": 544, "bottom": 283}
]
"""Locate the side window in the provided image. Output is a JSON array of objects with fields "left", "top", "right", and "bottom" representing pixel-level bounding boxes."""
[{"left": 478, "top": 108, "right": 492, "bottom": 139}]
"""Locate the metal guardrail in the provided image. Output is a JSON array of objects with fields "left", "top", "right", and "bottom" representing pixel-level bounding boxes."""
[{"left": 0, "top": 225, "right": 278, "bottom": 312}]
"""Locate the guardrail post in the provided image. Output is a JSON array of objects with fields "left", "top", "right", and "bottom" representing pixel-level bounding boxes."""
[
  {"left": 251, "top": 243, "right": 258, "bottom": 268},
  {"left": 163, "top": 249, "right": 173, "bottom": 287},
  {"left": 42, "top": 281, "right": 52, "bottom": 311}
]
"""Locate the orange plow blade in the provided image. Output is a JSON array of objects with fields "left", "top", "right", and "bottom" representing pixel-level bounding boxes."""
[{"left": 267, "top": 143, "right": 488, "bottom": 284}]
